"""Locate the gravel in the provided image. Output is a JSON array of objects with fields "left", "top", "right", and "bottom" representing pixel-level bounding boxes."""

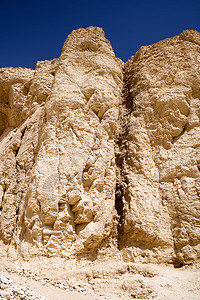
[{"left": 0, "top": 274, "right": 47, "bottom": 300}]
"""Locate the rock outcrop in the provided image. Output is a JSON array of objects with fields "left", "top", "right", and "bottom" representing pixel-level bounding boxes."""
[
  {"left": 117, "top": 30, "right": 200, "bottom": 266},
  {"left": 0, "top": 27, "right": 199, "bottom": 266}
]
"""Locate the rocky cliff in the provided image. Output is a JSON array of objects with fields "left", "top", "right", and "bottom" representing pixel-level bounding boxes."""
[{"left": 0, "top": 27, "right": 199, "bottom": 266}]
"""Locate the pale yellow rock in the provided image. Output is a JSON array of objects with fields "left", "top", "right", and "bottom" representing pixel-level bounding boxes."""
[
  {"left": 117, "top": 29, "right": 200, "bottom": 265},
  {"left": 0, "top": 27, "right": 199, "bottom": 267},
  {"left": 0, "top": 27, "right": 123, "bottom": 257}
]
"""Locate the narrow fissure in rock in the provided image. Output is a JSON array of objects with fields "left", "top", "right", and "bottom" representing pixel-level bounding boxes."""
[
  {"left": 20, "top": 126, "right": 27, "bottom": 140},
  {"left": 0, "top": 186, "right": 6, "bottom": 211},
  {"left": 114, "top": 71, "right": 135, "bottom": 249},
  {"left": 115, "top": 180, "right": 124, "bottom": 249},
  {"left": 14, "top": 127, "right": 27, "bottom": 157}
]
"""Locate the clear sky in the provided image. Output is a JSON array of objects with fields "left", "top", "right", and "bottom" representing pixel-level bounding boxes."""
[{"left": 1, "top": 0, "right": 200, "bottom": 69}]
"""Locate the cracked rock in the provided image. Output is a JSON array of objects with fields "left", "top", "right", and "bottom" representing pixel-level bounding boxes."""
[{"left": 0, "top": 27, "right": 199, "bottom": 265}]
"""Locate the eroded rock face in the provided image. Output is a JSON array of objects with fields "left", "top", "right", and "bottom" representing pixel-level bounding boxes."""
[
  {"left": 117, "top": 30, "right": 200, "bottom": 265},
  {"left": 0, "top": 27, "right": 199, "bottom": 265},
  {"left": 0, "top": 60, "right": 58, "bottom": 247},
  {"left": 0, "top": 27, "right": 123, "bottom": 257}
]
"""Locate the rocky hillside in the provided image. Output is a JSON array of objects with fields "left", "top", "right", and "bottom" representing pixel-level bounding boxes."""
[{"left": 0, "top": 27, "right": 199, "bottom": 267}]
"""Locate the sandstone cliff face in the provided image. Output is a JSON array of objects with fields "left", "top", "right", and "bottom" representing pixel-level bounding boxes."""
[
  {"left": 0, "top": 27, "right": 123, "bottom": 257},
  {"left": 0, "top": 27, "right": 199, "bottom": 266},
  {"left": 117, "top": 30, "right": 200, "bottom": 265}
]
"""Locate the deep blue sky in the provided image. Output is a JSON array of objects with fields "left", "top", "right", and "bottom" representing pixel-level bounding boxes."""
[{"left": 1, "top": 0, "right": 200, "bottom": 69}]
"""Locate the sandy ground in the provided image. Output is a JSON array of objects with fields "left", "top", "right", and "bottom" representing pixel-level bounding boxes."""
[{"left": 0, "top": 256, "right": 200, "bottom": 299}]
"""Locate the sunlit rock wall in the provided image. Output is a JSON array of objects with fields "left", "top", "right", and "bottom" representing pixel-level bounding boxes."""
[
  {"left": 0, "top": 27, "right": 199, "bottom": 265},
  {"left": 117, "top": 30, "right": 200, "bottom": 265}
]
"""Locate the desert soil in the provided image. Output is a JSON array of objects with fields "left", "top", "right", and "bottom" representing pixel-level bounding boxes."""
[{"left": 0, "top": 257, "right": 199, "bottom": 299}]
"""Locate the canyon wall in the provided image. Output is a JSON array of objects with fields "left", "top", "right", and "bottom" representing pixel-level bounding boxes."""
[
  {"left": 0, "top": 27, "right": 199, "bottom": 266},
  {"left": 117, "top": 30, "right": 200, "bottom": 266}
]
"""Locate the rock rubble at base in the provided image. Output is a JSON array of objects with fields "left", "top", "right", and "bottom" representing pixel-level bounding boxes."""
[{"left": 0, "top": 274, "right": 46, "bottom": 300}]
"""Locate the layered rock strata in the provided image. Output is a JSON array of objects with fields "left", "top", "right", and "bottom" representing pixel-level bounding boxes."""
[{"left": 0, "top": 27, "right": 199, "bottom": 265}]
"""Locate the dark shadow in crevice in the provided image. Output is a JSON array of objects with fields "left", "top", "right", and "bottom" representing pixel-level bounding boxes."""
[
  {"left": 172, "top": 124, "right": 187, "bottom": 144},
  {"left": 173, "top": 258, "right": 184, "bottom": 268},
  {"left": 21, "top": 126, "right": 27, "bottom": 140},
  {"left": 122, "top": 74, "right": 135, "bottom": 115},
  {"left": 115, "top": 181, "right": 124, "bottom": 249},
  {"left": 0, "top": 186, "right": 6, "bottom": 211}
]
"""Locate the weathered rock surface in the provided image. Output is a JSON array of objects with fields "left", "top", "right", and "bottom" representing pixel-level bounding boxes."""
[
  {"left": 117, "top": 29, "right": 200, "bottom": 265},
  {"left": 0, "top": 27, "right": 199, "bottom": 266},
  {"left": 0, "top": 27, "right": 123, "bottom": 258}
]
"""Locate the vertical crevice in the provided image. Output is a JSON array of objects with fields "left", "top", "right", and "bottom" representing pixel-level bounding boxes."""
[
  {"left": 115, "top": 67, "right": 135, "bottom": 249},
  {"left": 14, "top": 126, "right": 27, "bottom": 157},
  {"left": 115, "top": 181, "right": 124, "bottom": 248},
  {"left": 8, "top": 193, "right": 23, "bottom": 246},
  {"left": 0, "top": 186, "right": 6, "bottom": 212},
  {"left": 9, "top": 126, "right": 27, "bottom": 245},
  {"left": 21, "top": 126, "right": 27, "bottom": 140},
  {"left": 122, "top": 71, "right": 135, "bottom": 115},
  {"left": 168, "top": 184, "right": 186, "bottom": 268},
  {"left": 14, "top": 147, "right": 20, "bottom": 157}
]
